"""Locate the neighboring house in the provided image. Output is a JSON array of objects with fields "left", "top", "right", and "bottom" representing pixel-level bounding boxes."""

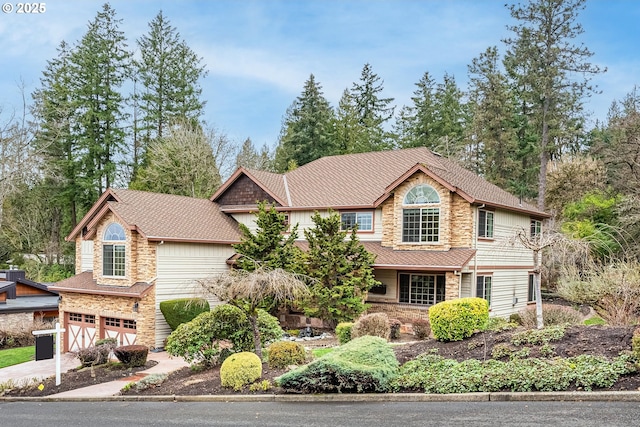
[
  {"left": 51, "top": 147, "right": 548, "bottom": 352},
  {"left": 0, "top": 269, "right": 59, "bottom": 330}
]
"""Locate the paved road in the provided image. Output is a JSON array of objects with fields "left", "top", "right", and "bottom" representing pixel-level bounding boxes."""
[{"left": 2, "top": 401, "right": 640, "bottom": 426}]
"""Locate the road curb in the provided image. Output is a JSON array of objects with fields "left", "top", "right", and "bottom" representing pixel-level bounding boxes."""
[{"left": 3, "top": 391, "right": 640, "bottom": 403}]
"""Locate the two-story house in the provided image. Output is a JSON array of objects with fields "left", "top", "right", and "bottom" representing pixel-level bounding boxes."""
[{"left": 50, "top": 147, "right": 548, "bottom": 351}]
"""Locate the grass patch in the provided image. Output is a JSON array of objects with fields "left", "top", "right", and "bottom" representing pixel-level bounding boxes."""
[
  {"left": 312, "top": 348, "right": 334, "bottom": 358},
  {"left": 584, "top": 316, "right": 606, "bottom": 326},
  {"left": 0, "top": 346, "right": 35, "bottom": 369}
]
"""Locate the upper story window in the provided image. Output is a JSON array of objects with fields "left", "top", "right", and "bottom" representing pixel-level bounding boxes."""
[
  {"left": 402, "top": 184, "right": 440, "bottom": 243},
  {"left": 478, "top": 210, "right": 494, "bottom": 238},
  {"left": 531, "top": 219, "right": 542, "bottom": 237},
  {"left": 340, "top": 212, "right": 373, "bottom": 232},
  {"left": 103, "top": 223, "right": 125, "bottom": 277}
]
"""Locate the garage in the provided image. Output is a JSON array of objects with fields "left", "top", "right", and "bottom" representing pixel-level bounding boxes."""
[
  {"left": 102, "top": 316, "right": 137, "bottom": 346},
  {"left": 66, "top": 312, "right": 97, "bottom": 352}
]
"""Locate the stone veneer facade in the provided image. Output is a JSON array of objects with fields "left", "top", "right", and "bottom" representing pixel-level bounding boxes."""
[
  {"left": 92, "top": 212, "right": 157, "bottom": 287},
  {"left": 381, "top": 173, "right": 473, "bottom": 250},
  {"left": 63, "top": 212, "right": 160, "bottom": 351},
  {"left": 1, "top": 312, "right": 34, "bottom": 331},
  {"left": 58, "top": 289, "right": 156, "bottom": 350}
]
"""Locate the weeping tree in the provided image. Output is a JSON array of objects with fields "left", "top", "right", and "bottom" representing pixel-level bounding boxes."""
[
  {"left": 199, "top": 267, "right": 309, "bottom": 358},
  {"left": 513, "top": 226, "right": 562, "bottom": 329}
]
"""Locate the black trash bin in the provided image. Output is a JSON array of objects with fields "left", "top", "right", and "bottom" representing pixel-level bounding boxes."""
[{"left": 35, "top": 334, "right": 54, "bottom": 361}]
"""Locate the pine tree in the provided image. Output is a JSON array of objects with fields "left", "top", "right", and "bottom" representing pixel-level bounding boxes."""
[
  {"left": 346, "top": 63, "right": 396, "bottom": 152},
  {"left": 504, "top": 0, "right": 604, "bottom": 210},
  {"left": 334, "top": 88, "right": 362, "bottom": 154},
  {"left": 467, "top": 47, "right": 519, "bottom": 188},
  {"left": 302, "top": 211, "right": 379, "bottom": 325},
  {"left": 32, "top": 41, "right": 81, "bottom": 231},
  {"left": 135, "top": 10, "right": 207, "bottom": 165},
  {"left": 232, "top": 202, "right": 301, "bottom": 272},
  {"left": 431, "top": 73, "right": 469, "bottom": 158},
  {"left": 395, "top": 72, "right": 438, "bottom": 149},
  {"left": 71, "top": 3, "right": 131, "bottom": 203},
  {"left": 274, "top": 74, "right": 335, "bottom": 171}
]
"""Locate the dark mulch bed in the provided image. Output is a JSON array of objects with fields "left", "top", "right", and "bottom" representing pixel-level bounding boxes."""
[{"left": 6, "top": 325, "right": 640, "bottom": 397}]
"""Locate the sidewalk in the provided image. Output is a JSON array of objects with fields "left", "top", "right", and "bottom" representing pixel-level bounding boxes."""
[
  {"left": 0, "top": 352, "right": 79, "bottom": 385},
  {"left": 0, "top": 350, "right": 189, "bottom": 398}
]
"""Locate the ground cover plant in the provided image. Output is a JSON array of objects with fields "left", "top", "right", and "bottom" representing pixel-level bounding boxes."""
[{"left": 5, "top": 305, "right": 640, "bottom": 397}]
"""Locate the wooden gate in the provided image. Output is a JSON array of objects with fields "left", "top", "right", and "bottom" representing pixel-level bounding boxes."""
[
  {"left": 65, "top": 312, "right": 97, "bottom": 352},
  {"left": 101, "top": 317, "right": 137, "bottom": 346}
]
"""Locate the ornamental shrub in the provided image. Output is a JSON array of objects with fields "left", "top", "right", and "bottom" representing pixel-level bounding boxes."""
[
  {"left": 429, "top": 298, "right": 489, "bottom": 342},
  {"left": 165, "top": 304, "right": 283, "bottom": 367},
  {"left": 159, "top": 298, "right": 210, "bottom": 331},
  {"left": 220, "top": 351, "right": 263, "bottom": 391},
  {"left": 335, "top": 322, "right": 353, "bottom": 344},
  {"left": 114, "top": 345, "right": 149, "bottom": 367},
  {"left": 266, "top": 341, "right": 307, "bottom": 369},
  {"left": 389, "top": 319, "right": 402, "bottom": 340},
  {"left": 518, "top": 304, "right": 582, "bottom": 328},
  {"left": 77, "top": 342, "right": 112, "bottom": 367},
  {"left": 412, "top": 318, "right": 431, "bottom": 340},
  {"left": 351, "top": 312, "right": 390, "bottom": 341},
  {"left": 276, "top": 336, "right": 399, "bottom": 393}
]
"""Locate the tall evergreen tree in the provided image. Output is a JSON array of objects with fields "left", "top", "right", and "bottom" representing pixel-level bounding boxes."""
[
  {"left": 504, "top": 0, "right": 604, "bottom": 210},
  {"left": 347, "top": 63, "right": 396, "bottom": 152},
  {"left": 467, "top": 47, "right": 519, "bottom": 188},
  {"left": 32, "top": 41, "right": 80, "bottom": 232},
  {"left": 274, "top": 74, "right": 335, "bottom": 171},
  {"left": 71, "top": 3, "right": 131, "bottom": 204},
  {"left": 135, "top": 10, "right": 207, "bottom": 168},
  {"left": 395, "top": 72, "right": 438, "bottom": 149},
  {"left": 334, "top": 88, "right": 362, "bottom": 154},
  {"left": 430, "top": 73, "right": 469, "bottom": 158}
]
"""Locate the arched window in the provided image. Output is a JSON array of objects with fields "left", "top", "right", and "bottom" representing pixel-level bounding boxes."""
[
  {"left": 402, "top": 184, "right": 440, "bottom": 243},
  {"left": 103, "top": 223, "right": 125, "bottom": 277},
  {"left": 403, "top": 184, "right": 440, "bottom": 205},
  {"left": 104, "top": 223, "right": 125, "bottom": 241}
]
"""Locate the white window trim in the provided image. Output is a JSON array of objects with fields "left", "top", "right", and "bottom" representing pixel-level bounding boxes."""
[
  {"left": 478, "top": 210, "right": 494, "bottom": 239},
  {"left": 340, "top": 211, "right": 374, "bottom": 232}
]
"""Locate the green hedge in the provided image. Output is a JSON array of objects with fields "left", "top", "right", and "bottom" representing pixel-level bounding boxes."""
[
  {"left": 429, "top": 297, "right": 489, "bottom": 341},
  {"left": 276, "top": 336, "right": 399, "bottom": 393},
  {"left": 160, "top": 298, "right": 210, "bottom": 331}
]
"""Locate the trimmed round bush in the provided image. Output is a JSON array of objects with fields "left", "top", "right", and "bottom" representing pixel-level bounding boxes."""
[
  {"left": 160, "top": 298, "right": 210, "bottom": 331},
  {"left": 114, "top": 345, "right": 149, "bottom": 367},
  {"left": 351, "top": 312, "right": 391, "bottom": 341},
  {"left": 429, "top": 297, "right": 489, "bottom": 342},
  {"left": 165, "top": 304, "right": 284, "bottom": 367},
  {"left": 335, "top": 322, "right": 353, "bottom": 344},
  {"left": 220, "top": 351, "right": 263, "bottom": 390},
  {"left": 267, "top": 341, "right": 307, "bottom": 369}
]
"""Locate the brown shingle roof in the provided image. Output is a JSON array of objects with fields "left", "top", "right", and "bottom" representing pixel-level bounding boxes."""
[
  {"left": 49, "top": 271, "right": 154, "bottom": 297},
  {"left": 361, "top": 242, "right": 476, "bottom": 271},
  {"left": 294, "top": 240, "right": 475, "bottom": 271},
  {"left": 223, "top": 147, "right": 547, "bottom": 217},
  {"left": 69, "top": 189, "right": 241, "bottom": 243}
]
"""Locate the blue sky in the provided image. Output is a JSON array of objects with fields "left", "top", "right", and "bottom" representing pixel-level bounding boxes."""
[{"left": 1, "top": 0, "right": 639, "bottom": 148}]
